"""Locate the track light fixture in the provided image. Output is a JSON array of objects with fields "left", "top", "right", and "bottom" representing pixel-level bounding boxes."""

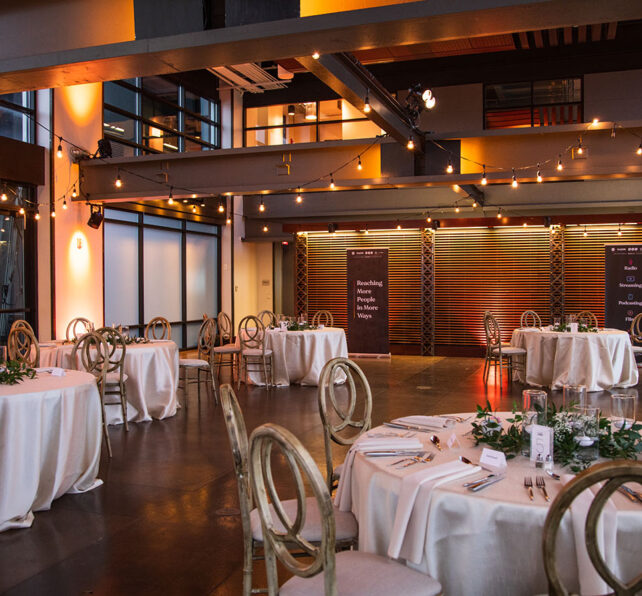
[{"left": 87, "top": 205, "right": 104, "bottom": 229}]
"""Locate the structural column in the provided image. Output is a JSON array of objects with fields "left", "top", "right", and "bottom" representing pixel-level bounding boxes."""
[
  {"left": 421, "top": 229, "right": 435, "bottom": 356},
  {"left": 549, "top": 225, "right": 565, "bottom": 322},
  {"left": 295, "top": 233, "right": 308, "bottom": 316}
]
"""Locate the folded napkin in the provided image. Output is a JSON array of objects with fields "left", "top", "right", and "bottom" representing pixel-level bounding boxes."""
[
  {"left": 561, "top": 474, "right": 617, "bottom": 596},
  {"left": 392, "top": 415, "right": 453, "bottom": 430},
  {"left": 334, "top": 436, "right": 423, "bottom": 512},
  {"left": 388, "top": 461, "right": 481, "bottom": 564},
  {"left": 34, "top": 367, "right": 66, "bottom": 376}
]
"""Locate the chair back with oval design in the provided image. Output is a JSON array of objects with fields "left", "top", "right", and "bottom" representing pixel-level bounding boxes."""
[
  {"left": 9, "top": 319, "right": 35, "bottom": 337},
  {"left": 197, "top": 317, "right": 217, "bottom": 360},
  {"left": 249, "top": 423, "right": 335, "bottom": 595},
  {"left": 217, "top": 311, "right": 233, "bottom": 344},
  {"left": 144, "top": 316, "right": 171, "bottom": 340},
  {"left": 257, "top": 310, "right": 276, "bottom": 329},
  {"left": 66, "top": 317, "right": 94, "bottom": 341},
  {"left": 630, "top": 312, "right": 642, "bottom": 345},
  {"left": 577, "top": 310, "right": 599, "bottom": 329},
  {"left": 484, "top": 312, "right": 502, "bottom": 351},
  {"left": 238, "top": 315, "right": 266, "bottom": 353},
  {"left": 7, "top": 326, "right": 39, "bottom": 367},
  {"left": 312, "top": 310, "right": 334, "bottom": 327},
  {"left": 318, "top": 357, "right": 372, "bottom": 492},
  {"left": 71, "top": 331, "right": 109, "bottom": 381},
  {"left": 520, "top": 310, "right": 542, "bottom": 328},
  {"left": 542, "top": 460, "right": 642, "bottom": 596},
  {"left": 96, "top": 327, "right": 127, "bottom": 378}
]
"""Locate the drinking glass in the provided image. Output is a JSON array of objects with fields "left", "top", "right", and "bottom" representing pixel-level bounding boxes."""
[
  {"left": 521, "top": 389, "right": 548, "bottom": 456},
  {"left": 122, "top": 325, "right": 130, "bottom": 339},
  {"left": 611, "top": 394, "right": 636, "bottom": 431},
  {"left": 563, "top": 384, "right": 587, "bottom": 408},
  {"left": 553, "top": 317, "right": 561, "bottom": 327},
  {"left": 571, "top": 405, "right": 600, "bottom": 462}
]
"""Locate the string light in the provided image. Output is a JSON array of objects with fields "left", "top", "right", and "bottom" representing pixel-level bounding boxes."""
[
  {"left": 34, "top": 210, "right": 40, "bottom": 221},
  {"left": 481, "top": 165, "right": 487, "bottom": 186},
  {"left": 262, "top": 224, "right": 269, "bottom": 232},
  {"left": 312, "top": 51, "right": 320, "bottom": 59},
  {"left": 218, "top": 200, "right": 225, "bottom": 213},
  {"left": 426, "top": 214, "right": 432, "bottom": 223},
  {"left": 192, "top": 204, "right": 197, "bottom": 213},
  {"left": 617, "top": 224, "right": 623, "bottom": 236},
  {"left": 62, "top": 199, "right": 68, "bottom": 210},
  {"left": 200, "top": 200, "right": 206, "bottom": 207},
  {"left": 19, "top": 207, "right": 25, "bottom": 215},
  {"left": 496, "top": 208, "right": 502, "bottom": 219},
  {"left": 296, "top": 188, "right": 303, "bottom": 203},
  {"left": 611, "top": 124, "right": 616, "bottom": 139},
  {"left": 0, "top": 188, "right": 7, "bottom": 201},
  {"left": 576, "top": 137, "right": 583, "bottom": 155},
  {"left": 357, "top": 156, "right": 362, "bottom": 171},
  {"left": 407, "top": 137, "right": 415, "bottom": 151},
  {"left": 330, "top": 175, "right": 335, "bottom": 190},
  {"left": 364, "top": 226, "right": 369, "bottom": 235},
  {"left": 446, "top": 159, "right": 454, "bottom": 174},
  {"left": 71, "top": 185, "right": 77, "bottom": 199},
  {"left": 56, "top": 137, "right": 63, "bottom": 159},
  {"left": 182, "top": 199, "right": 188, "bottom": 204},
  {"left": 472, "top": 200, "right": 478, "bottom": 208},
  {"left": 51, "top": 209, "right": 56, "bottom": 218},
  {"left": 259, "top": 199, "right": 265, "bottom": 212},
  {"left": 511, "top": 168, "right": 518, "bottom": 188},
  {"left": 537, "top": 164, "right": 543, "bottom": 183},
  {"left": 168, "top": 188, "right": 174, "bottom": 204},
  {"left": 115, "top": 171, "right": 122, "bottom": 188},
  {"left": 583, "top": 225, "right": 588, "bottom": 238},
  {"left": 637, "top": 142, "right": 642, "bottom": 156},
  {"left": 592, "top": 118, "right": 599, "bottom": 125},
  {"left": 226, "top": 215, "right": 232, "bottom": 225},
  {"left": 363, "top": 91, "right": 371, "bottom": 114},
  {"left": 454, "top": 205, "right": 460, "bottom": 213},
  {"left": 396, "top": 221, "right": 402, "bottom": 230},
  {"left": 557, "top": 155, "right": 563, "bottom": 171}
]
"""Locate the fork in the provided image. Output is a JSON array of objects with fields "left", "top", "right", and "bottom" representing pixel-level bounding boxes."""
[
  {"left": 524, "top": 476, "right": 534, "bottom": 501},
  {"left": 535, "top": 476, "right": 550, "bottom": 502},
  {"left": 401, "top": 452, "right": 436, "bottom": 467}
]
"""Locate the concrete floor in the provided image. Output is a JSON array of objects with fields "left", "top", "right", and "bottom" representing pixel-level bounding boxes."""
[{"left": 0, "top": 356, "right": 636, "bottom": 595}]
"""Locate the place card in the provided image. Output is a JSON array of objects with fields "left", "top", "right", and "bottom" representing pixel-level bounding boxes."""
[
  {"left": 479, "top": 447, "right": 507, "bottom": 471},
  {"left": 570, "top": 322, "right": 579, "bottom": 333},
  {"left": 446, "top": 433, "right": 461, "bottom": 449},
  {"left": 530, "top": 424, "right": 553, "bottom": 463}
]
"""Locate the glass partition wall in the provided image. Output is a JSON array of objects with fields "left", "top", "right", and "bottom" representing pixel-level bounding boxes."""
[{"left": 103, "top": 209, "right": 220, "bottom": 348}]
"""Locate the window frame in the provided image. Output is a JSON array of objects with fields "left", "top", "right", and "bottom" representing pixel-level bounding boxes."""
[{"left": 0, "top": 91, "right": 36, "bottom": 144}]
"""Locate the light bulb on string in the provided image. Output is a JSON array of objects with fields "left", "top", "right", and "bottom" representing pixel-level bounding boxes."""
[
  {"left": 537, "top": 164, "right": 543, "bottom": 183},
  {"left": 115, "top": 171, "right": 122, "bottom": 188},
  {"left": 296, "top": 188, "right": 303, "bottom": 203},
  {"left": 454, "top": 205, "right": 460, "bottom": 213},
  {"left": 407, "top": 137, "right": 415, "bottom": 151},
  {"left": 576, "top": 137, "right": 583, "bottom": 155},
  {"left": 472, "top": 200, "right": 478, "bottom": 208},
  {"left": 611, "top": 124, "right": 616, "bottom": 139},
  {"left": 192, "top": 204, "right": 197, "bottom": 213},
  {"left": 62, "top": 199, "right": 68, "bottom": 210},
  {"left": 496, "top": 208, "right": 502, "bottom": 219},
  {"left": 637, "top": 142, "right": 642, "bottom": 156},
  {"left": 617, "top": 224, "right": 623, "bottom": 237},
  {"left": 0, "top": 188, "right": 7, "bottom": 202},
  {"left": 34, "top": 210, "right": 40, "bottom": 221},
  {"left": 557, "top": 155, "right": 563, "bottom": 171},
  {"left": 364, "top": 226, "right": 369, "bottom": 235},
  {"left": 357, "top": 156, "right": 362, "bottom": 171},
  {"left": 446, "top": 159, "right": 453, "bottom": 174},
  {"left": 312, "top": 51, "right": 320, "bottom": 59},
  {"left": 330, "top": 175, "right": 335, "bottom": 190},
  {"left": 263, "top": 225, "right": 269, "bottom": 232},
  {"left": 168, "top": 187, "right": 174, "bottom": 204},
  {"left": 200, "top": 200, "right": 206, "bottom": 207},
  {"left": 19, "top": 206, "right": 25, "bottom": 215},
  {"left": 218, "top": 200, "right": 225, "bottom": 213},
  {"left": 583, "top": 225, "right": 588, "bottom": 238},
  {"left": 51, "top": 209, "right": 56, "bottom": 218},
  {"left": 481, "top": 165, "right": 487, "bottom": 186},
  {"left": 426, "top": 214, "right": 432, "bottom": 223},
  {"left": 56, "top": 138, "right": 63, "bottom": 159},
  {"left": 259, "top": 199, "right": 265, "bottom": 212},
  {"left": 396, "top": 221, "right": 402, "bottom": 230},
  {"left": 71, "top": 185, "right": 77, "bottom": 198},
  {"left": 511, "top": 168, "right": 518, "bottom": 188},
  {"left": 226, "top": 215, "right": 232, "bottom": 225},
  {"left": 363, "top": 92, "right": 371, "bottom": 114}
]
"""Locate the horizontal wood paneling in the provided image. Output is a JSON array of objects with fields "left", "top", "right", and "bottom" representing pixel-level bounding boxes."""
[
  {"left": 435, "top": 227, "right": 550, "bottom": 346},
  {"left": 306, "top": 231, "right": 422, "bottom": 344}
]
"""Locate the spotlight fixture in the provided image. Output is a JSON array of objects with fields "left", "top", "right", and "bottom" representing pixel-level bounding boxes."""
[
  {"left": 259, "top": 200, "right": 265, "bottom": 212},
  {"left": 330, "top": 175, "right": 335, "bottom": 190},
  {"left": 312, "top": 51, "right": 320, "bottom": 59},
  {"left": 71, "top": 185, "right": 78, "bottom": 198},
  {"left": 637, "top": 142, "right": 642, "bottom": 156},
  {"left": 263, "top": 224, "right": 269, "bottom": 232},
  {"left": 537, "top": 164, "right": 543, "bottom": 183},
  {"left": 422, "top": 89, "right": 436, "bottom": 109},
  {"left": 446, "top": 159, "right": 453, "bottom": 174},
  {"left": 115, "top": 171, "right": 122, "bottom": 188},
  {"left": 363, "top": 91, "right": 371, "bottom": 114},
  {"left": 63, "top": 199, "right": 68, "bottom": 210},
  {"left": 296, "top": 188, "right": 303, "bottom": 203},
  {"left": 481, "top": 165, "right": 487, "bottom": 186},
  {"left": 407, "top": 137, "right": 415, "bottom": 151},
  {"left": 557, "top": 155, "right": 563, "bottom": 171},
  {"left": 87, "top": 205, "right": 104, "bottom": 229},
  {"left": 511, "top": 168, "right": 518, "bottom": 188},
  {"left": 357, "top": 156, "right": 362, "bottom": 171},
  {"left": 96, "top": 138, "right": 112, "bottom": 158},
  {"left": 19, "top": 207, "right": 25, "bottom": 215},
  {"left": 218, "top": 200, "right": 225, "bottom": 213},
  {"left": 56, "top": 137, "right": 63, "bottom": 159}
]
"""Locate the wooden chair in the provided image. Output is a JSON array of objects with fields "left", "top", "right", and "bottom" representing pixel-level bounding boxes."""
[
  {"left": 144, "top": 316, "right": 171, "bottom": 340},
  {"left": 237, "top": 316, "right": 274, "bottom": 390},
  {"left": 249, "top": 423, "right": 441, "bottom": 596},
  {"left": 519, "top": 310, "right": 542, "bottom": 328},
  {"left": 577, "top": 310, "right": 599, "bottom": 328},
  {"left": 312, "top": 310, "right": 334, "bottom": 327},
  {"left": 629, "top": 313, "right": 642, "bottom": 358},
  {"left": 483, "top": 312, "right": 527, "bottom": 386},
  {"left": 9, "top": 319, "right": 35, "bottom": 337},
  {"left": 318, "top": 358, "right": 372, "bottom": 493},
  {"left": 71, "top": 331, "right": 113, "bottom": 457},
  {"left": 220, "top": 384, "right": 357, "bottom": 596},
  {"left": 96, "top": 327, "right": 129, "bottom": 432},
  {"left": 179, "top": 317, "right": 217, "bottom": 404},
  {"left": 257, "top": 310, "right": 277, "bottom": 329},
  {"left": 66, "top": 317, "right": 94, "bottom": 341},
  {"left": 7, "top": 326, "right": 39, "bottom": 367},
  {"left": 211, "top": 311, "right": 240, "bottom": 383},
  {"left": 542, "top": 460, "right": 642, "bottom": 596}
]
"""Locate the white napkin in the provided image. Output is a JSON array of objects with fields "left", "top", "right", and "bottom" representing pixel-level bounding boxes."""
[
  {"left": 334, "top": 436, "right": 423, "bottom": 512},
  {"left": 561, "top": 474, "right": 617, "bottom": 596},
  {"left": 35, "top": 367, "right": 66, "bottom": 376},
  {"left": 392, "top": 415, "right": 453, "bottom": 429},
  {"left": 388, "top": 461, "right": 481, "bottom": 563}
]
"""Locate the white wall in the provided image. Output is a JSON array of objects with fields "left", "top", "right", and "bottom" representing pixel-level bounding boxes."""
[{"left": 584, "top": 69, "right": 642, "bottom": 123}]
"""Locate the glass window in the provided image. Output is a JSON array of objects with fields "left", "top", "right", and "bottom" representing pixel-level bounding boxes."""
[
  {"left": 484, "top": 82, "right": 531, "bottom": 109},
  {"left": 104, "top": 82, "right": 137, "bottom": 114},
  {"left": 105, "top": 208, "right": 139, "bottom": 222},
  {"left": 144, "top": 214, "right": 182, "bottom": 229},
  {"left": 142, "top": 76, "right": 178, "bottom": 105},
  {"left": 104, "top": 222, "right": 139, "bottom": 326},
  {"left": 103, "top": 108, "right": 136, "bottom": 143},
  {"left": 533, "top": 78, "right": 581, "bottom": 104},
  {"left": 0, "top": 106, "right": 29, "bottom": 143}
]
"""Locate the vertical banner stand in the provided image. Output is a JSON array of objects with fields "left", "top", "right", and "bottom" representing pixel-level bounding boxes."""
[{"left": 605, "top": 244, "right": 642, "bottom": 331}]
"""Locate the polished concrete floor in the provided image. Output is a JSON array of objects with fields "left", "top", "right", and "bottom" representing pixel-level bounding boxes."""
[{"left": 0, "top": 356, "right": 636, "bottom": 595}]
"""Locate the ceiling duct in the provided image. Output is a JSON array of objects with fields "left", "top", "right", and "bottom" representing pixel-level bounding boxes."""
[{"left": 207, "top": 63, "right": 289, "bottom": 93}]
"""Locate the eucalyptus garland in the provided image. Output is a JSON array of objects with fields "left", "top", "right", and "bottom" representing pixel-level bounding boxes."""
[
  {"left": 285, "top": 322, "right": 317, "bottom": 331},
  {"left": 471, "top": 400, "right": 642, "bottom": 472},
  {"left": 0, "top": 360, "right": 37, "bottom": 385}
]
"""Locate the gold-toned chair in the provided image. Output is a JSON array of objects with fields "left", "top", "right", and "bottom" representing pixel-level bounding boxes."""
[
  {"left": 9, "top": 319, "right": 35, "bottom": 337},
  {"left": 220, "top": 385, "right": 358, "bottom": 596},
  {"left": 483, "top": 312, "right": 527, "bottom": 386},
  {"left": 312, "top": 310, "right": 334, "bottom": 327},
  {"left": 65, "top": 317, "right": 94, "bottom": 341},
  {"left": 629, "top": 312, "right": 642, "bottom": 358},
  {"left": 237, "top": 315, "right": 274, "bottom": 390},
  {"left": 179, "top": 317, "right": 217, "bottom": 404},
  {"left": 71, "top": 331, "right": 113, "bottom": 457},
  {"left": 542, "top": 460, "right": 642, "bottom": 596},
  {"left": 520, "top": 310, "right": 542, "bottom": 328},
  {"left": 249, "top": 423, "right": 441, "bottom": 596},
  {"left": 577, "top": 310, "right": 599, "bottom": 328},
  {"left": 257, "top": 309, "right": 277, "bottom": 329},
  {"left": 144, "top": 316, "right": 171, "bottom": 340},
  {"left": 318, "top": 357, "right": 372, "bottom": 493},
  {"left": 211, "top": 311, "right": 240, "bottom": 382},
  {"left": 96, "top": 327, "right": 129, "bottom": 432},
  {"left": 7, "top": 326, "right": 39, "bottom": 367}
]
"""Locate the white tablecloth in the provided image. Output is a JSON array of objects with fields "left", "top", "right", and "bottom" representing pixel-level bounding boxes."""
[
  {"left": 340, "top": 415, "right": 641, "bottom": 596},
  {"left": 0, "top": 370, "right": 103, "bottom": 532},
  {"left": 511, "top": 328, "right": 639, "bottom": 392},
  {"left": 239, "top": 327, "right": 348, "bottom": 386},
  {"left": 40, "top": 341, "right": 179, "bottom": 423}
]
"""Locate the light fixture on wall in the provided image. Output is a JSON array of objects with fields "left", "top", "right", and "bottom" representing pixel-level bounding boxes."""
[
  {"left": 304, "top": 103, "right": 316, "bottom": 121},
  {"left": 226, "top": 214, "right": 232, "bottom": 225},
  {"left": 454, "top": 205, "right": 460, "bottom": 213},
  {"left": 396, "top": 220, "right": 402, "bottom": 230},
  {"left": 87, "top": 205, "right": 104, "bottom": 229},
  {"left": 422, "top": 89, "right": 436, "bottom": 110},
  {"left": 426, "top": 213, "right": 432, "bottom": 223},
  {"left": 471, "top": 199, "right": 478, "bottom": 208},
  {"left": 51, "top": 209, "right": 56, "bottom": 218}
]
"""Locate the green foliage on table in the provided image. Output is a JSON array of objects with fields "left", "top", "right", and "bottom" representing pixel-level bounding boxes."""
[
  {"left": 106, "top": 335, "right": 149, "bottom": 346},
  {"left": 577, "top": 323, "right": 598, "bottom": 333},
  {"left": 552, "top": 323, "right": 570, "bottom": 332},
  {"left": 0, "top": 360, "right": 36, "bottom": 384},
  {"left": 471, "top": 400, "right": 642, "bottom": 472},
  {"left": 286, "top": 322, "right": 317, "bottom": 331}
]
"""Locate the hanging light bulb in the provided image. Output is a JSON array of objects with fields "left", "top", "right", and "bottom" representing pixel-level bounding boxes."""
[
  {"left": 523, "top": 222, "right": 528, "bottom": 227},
  {"left": 583, "top": 225, "right": 588, "bottom": 237},
  {"left": 168, "top": 188, "right": 174, "bottom": 204},
  {"left": 259, "top": 199, "right": 265, "bottom": 212},
  {"left": 56, "top": 137, "right": 63, "bottom": 159},
  {"left": 330, "top": 175, "right": 335, "bottom": 190},
  {"left": 407, "top": 137, "right": 415, "bottom": 151},
  {"left": 364, "top": 226, "right": 369, "bottom": 235},
  {"left": 115, "top": 171, "right": 122, "bottom": 188},
  {"left": 537, "top": 164, "right": 543, "bottom": 183},
  {"left": 637, "top": 142, "right": 642, "bottom": 156},
  {"left": 226, "top": 215, "right": 232, "bottom": 225},
  {"left": 481, "top": 165, "right": 487, "bottom": 186},
  {"left": 191, "top": 204, "right": 196, "bottom": 213},
  {"left": 0, "top": 188, "right": 7, "bottom": 202},
  {"left": 496, "top": 208, "right": 502, "bottom": 219},
  {"left": 218, "top": 200, "right": 225, "bottom": 213},
  {"left": 611, "top": 124, "right": 616, "bottom": 139},
  {"left": 200, "top": 200, "right": 206, "bottom": 207},
  {"left": 62, "top": 199, "right": 68, "bottom": 210},
  {"left": 557, "top": 155, "right": 563, "bottom": 171},
  {"left": 296, "top": 188, "right": 303, "bottom": 203},
  {"left": 19, "top": 206, "right": 25, "bottom": 215},
  {"left": 357, "top": 156, "right": 362, "bottom": 171},
  {"left": 454, "top": 205, "right": 460, "bottom": 213},
  {"left": 70, "top": 185, "right": 77, "bottom": 198},
  {"left": 576, "top": 137, "right": 583, "bottom": 155},
  {"left": 312, "top": 51, "right": 320, "bottom": 59},
  {"left": 34, "top": 210, "right": 40, "bottom": 221},
  {"left": 426, "top": 214, "right": 432, "bottom": 223},
  {"left": 446, "top": 159, "right": 454, "bottom": 174},
  {"left": 511, "top": 168, "right": 518, "bottom": 188},
  {"left": 617, "top": 224, "right": 623, "bottom": 237},
  {"left": 51, "top": 209, "right": 56, "bottom": 218},
  {"left": 363, "top": 91, "right": 371, "bottom": 114},
  {"left": 263, "top": 224, "right": 269, "bottom": 232},
  {"left": 472, "top": 200, "right": 478, "bottom": 208},
  {"left": 396, "top": 221, "right": 402, "bottom": 230}
]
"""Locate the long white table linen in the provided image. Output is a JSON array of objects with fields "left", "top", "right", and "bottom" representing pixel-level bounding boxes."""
[
  {"left": 40, "top": 340, "right": 179, "bottom": 423},
  {"left": 343, "top": 415, "right": 641, "bottom": 596},
  {"left": 0, "top": 370, "right": 102, "bottom": 532},
  {"left": 511, "top": 328, "right": 638, "bottom": 391},
  {"left": 239, "top": 327, "right": 348, "bottom": 387}
]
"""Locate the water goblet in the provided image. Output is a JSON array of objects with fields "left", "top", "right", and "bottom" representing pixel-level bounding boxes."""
[
  {"left": 522, "top": 389, "right": 548, "bottom": 456},
  {"left": 571, "top": 405, "right": 600, "bottom": 462}
]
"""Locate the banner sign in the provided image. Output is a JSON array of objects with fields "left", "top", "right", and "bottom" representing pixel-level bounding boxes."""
[
  {"left": 346, "top": 248, "right": 389, "bottom": 355},
  {"left": 605, "top": 244, "right": 642, "bottom": 330}
]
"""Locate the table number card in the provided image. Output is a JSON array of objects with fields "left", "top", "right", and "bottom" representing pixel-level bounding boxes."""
[
  {"left": 530, "top": 424, "right": 553, "bottom": 462},
  {"left": 446, "top": 433, "right": 461, "bottom": 450},
  {"left": 480, "top": 447, "right": 507, "bottom": 471}
]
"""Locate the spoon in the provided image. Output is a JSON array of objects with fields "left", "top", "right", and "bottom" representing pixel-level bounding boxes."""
[
  {"left": 430, "top": 434, "right": 442, "bottom": 451},
  {"left": 459, "top": 456, "right": 478, "bottom": 466}
]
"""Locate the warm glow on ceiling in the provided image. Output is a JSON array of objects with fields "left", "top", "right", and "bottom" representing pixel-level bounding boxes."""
[{"left": 301, "top": 0, "right": 420, "bottom": 17}]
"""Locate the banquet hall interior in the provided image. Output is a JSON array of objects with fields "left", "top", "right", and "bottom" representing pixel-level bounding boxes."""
[{"left": 1, "top": 1, "right": 642, "bottom": 594}]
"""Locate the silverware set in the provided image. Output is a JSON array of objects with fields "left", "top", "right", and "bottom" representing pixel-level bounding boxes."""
[
  {"left": 389, "top": 451, "right": 436, "bottom": 467},
  {"left": 524, "top": 476, "right": 550, "bottom": 501},
  {"left": 535, "top": 476, "right": 550, "bottom": 501},
  {"left": 462, "top": 473, "right": 505, "bottom": 492}
]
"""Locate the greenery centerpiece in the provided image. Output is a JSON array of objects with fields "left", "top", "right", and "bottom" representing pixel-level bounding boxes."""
[
  {"left": 471, "top": 400, "right": 642, "bottom": 472},
  {"left": 0, "top": 360, "right": 37, "bottom": 384},
  {"left": 285, "top": 322, "right": 317, "bottom": 331}
]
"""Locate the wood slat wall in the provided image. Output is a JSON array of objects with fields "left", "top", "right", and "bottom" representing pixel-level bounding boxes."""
[
  {"left": 306, "top": 231, "right": 422, "bottom": 345},
  {"left": 564, "top": 224, "right": 642, "bottom": 327},
  {"left": 434, "top": 227, "right": 551, "bottom": 346}
]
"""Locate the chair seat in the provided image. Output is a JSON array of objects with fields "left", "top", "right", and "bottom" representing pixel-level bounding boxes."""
[
  {"left": 280, "top": 550, "right": 441, "bottom": 596},
  {"left": 179, "top": 358, "right": 209, "bottom": 368},
  {"left": 492, "top": 346, "right": 527, "bottom": 355},
  {"left": 213, "top": 344, "right": 240, "bottom": 354},
  {"left": 250, "top": 497, "right": 357, "bottom": 543},
  {"left": 242, "top": 348, "right": 273, "bottom": 357},
  {"left": 105, "top": 372, "right": 128, "bottom": 384}
]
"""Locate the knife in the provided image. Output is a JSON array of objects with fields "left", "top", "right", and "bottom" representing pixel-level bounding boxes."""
[
  {"left": 463, "top": 474, "right": 495, "bottom": 488},
  {"left": 383, "top": 422, "right": 445, "bottom": 433},
  {"left": 470, "top": 476, "right": 504, "bottom": 492},
  {"left": 619, "top": 485, "right": 642, "bottom": 504},
  {"left": 363, "top": 450, "right": 426, "bottom": 457}
]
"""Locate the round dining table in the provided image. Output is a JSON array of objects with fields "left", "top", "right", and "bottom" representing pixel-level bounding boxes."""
[
  {"left": 39, "top": 340, "right": 179, "bottom": 423},
  {"left": 511, "top": 327, "right": 639, "bottom": 392},
  {"left": 0, "top": 370, "right": 103, "bottom": 532},
  {"left": 335, "top": 414, "right": 641, "bottom": 596},
  {"left": 239, "top": 327, "right": 348, "bottom": 386}
]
